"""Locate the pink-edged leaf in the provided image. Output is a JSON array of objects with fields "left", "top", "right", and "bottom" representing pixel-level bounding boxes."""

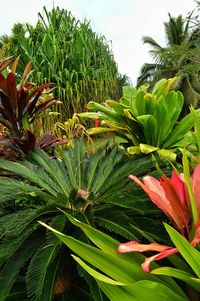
[
  {"left": 191, "top": 220, "right": 200, "bottom": 247},
  {"left": 171, "top": 172, "right": 190, "bottom": 208},
  {"left": 141, "top": 248, "right": 178, "bottom": 273},
  {"left": 129, "top": 175, "right": 181, "bottom": 230},
  {"left": 117, "top": 241, "right": 173, "bottom": 253},
  {"left": 160, "top": 175, "right": 190, "bottom": 235},
  {"left": 191, "top": 164, "right": 200, "bottom": 217}
]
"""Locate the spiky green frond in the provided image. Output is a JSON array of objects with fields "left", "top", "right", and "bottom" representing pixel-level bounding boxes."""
[
  {"left": 0, "top": 140, "right": 169, "bottom": 300},
  {"left": 0, "top": 234, "right": 43, "bottom": 301},
  {"left": 26, "top": 215, "right": 66, "bottom": 301},
  {"left": 142, "top": 36, "right": 162, "bottom": 49}
]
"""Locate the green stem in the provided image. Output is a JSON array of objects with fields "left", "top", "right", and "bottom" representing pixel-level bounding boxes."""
[{"left": 183, "top": 150, "right": 199, "bottom": 226}]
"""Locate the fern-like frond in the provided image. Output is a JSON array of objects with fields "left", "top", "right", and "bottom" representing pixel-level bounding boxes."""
[
  {"left": 0, "top": 233, "right": 43, "bottom": 301},
  {"left": 0, "top": 160, "right": 57, "bottom": 196},
  {"left": 26, "top": 215, "right": 66, "bottom": 301},
  {"left": 0, "top": 177, "right": 49, "bottom": 205},
  {"left": 31, "top": 149, "right": 70, "bottom": 197}
]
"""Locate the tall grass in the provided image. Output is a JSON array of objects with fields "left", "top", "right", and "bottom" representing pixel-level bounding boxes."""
[{"left": 0, "top": 6, "right": 120, "bottom": 119}]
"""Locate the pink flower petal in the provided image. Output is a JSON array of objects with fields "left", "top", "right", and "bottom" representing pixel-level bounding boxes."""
[
  {"left": 117, "top": 241, "right": 172, "bottom": 253},
  {"left": 191, "top": 220, "right": 200, "bottom": 247},
  {"left": 191, "top": 165, "right": 200, "bottom": 217},
  {"left": 141, "top": 248, "right": 178, "bottom": 273}
]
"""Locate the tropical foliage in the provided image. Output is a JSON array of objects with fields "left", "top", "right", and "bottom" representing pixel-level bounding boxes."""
[
  {"left": 40, "top": 153, "right": 200, "bottom": 300},
  {"left": 137, "top": 13, "right": 200, "bottom": 114},
  {"left": 79, "top": 77, "right": 200, "bottom": 159},
  {"left": 0, "top": 57, "right": 65, "bottom": 158},
  {"left": 0, "top": 6, "right": 124, "bottom": 119},
  {"left": 0, "top": 140, "right": 167, "bottom": 300},
  {"left": 41, "top": 212, "right": 200, "bottom": 301},
  {"left": 1, "top": 4, "right": 200, "bottom": 301}
]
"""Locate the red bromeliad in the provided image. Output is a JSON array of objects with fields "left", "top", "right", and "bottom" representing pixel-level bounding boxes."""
[{"left": 117, "top": 166, "right": 200, "bottom": 272}]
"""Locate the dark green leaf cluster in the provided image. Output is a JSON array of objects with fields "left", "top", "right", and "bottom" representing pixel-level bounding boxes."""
[{"left": 0, "top": 139, "right": 167, "bottom": 300}]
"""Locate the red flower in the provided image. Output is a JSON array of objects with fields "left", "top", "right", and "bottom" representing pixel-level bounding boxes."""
[{"left": 117, "top": 166, "right": 200, "bottom": 272}]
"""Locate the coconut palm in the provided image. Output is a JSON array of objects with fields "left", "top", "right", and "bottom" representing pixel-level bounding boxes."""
[{"left": 137, "top": 13, "right": 200, "bottom": 113}]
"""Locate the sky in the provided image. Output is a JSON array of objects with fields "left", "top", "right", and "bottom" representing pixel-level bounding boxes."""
[{"left": 0, "top": 0, "right": 197, "bottom": 85}]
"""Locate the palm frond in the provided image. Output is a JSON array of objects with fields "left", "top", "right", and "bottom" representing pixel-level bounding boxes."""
[
  {"left": 0, "top": 233, "right": 43, "bottom": 301},
  {"left": 142, "top": 36, "right": 162, "bottom": 49}
]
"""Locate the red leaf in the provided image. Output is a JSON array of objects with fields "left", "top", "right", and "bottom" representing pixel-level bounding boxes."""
[
  {"left": 141, "top": 248, "right": 178, "bottom": 273},
  {"left": 117, "top": 241, "right": 173, "bottom": 253},
  {"left": 6, "top": 73, "right": 18, "bottom": 110},
  {"left": 191, "top": 220, "right": 200, "bottom": 247},
  {"left": 191, "top": 164, "right": 200, "bottom": 217}
]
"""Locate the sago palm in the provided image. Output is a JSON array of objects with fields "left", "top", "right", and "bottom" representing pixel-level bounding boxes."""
[{"left": 0, "top": 140, "right": 167, "bottom": 301}]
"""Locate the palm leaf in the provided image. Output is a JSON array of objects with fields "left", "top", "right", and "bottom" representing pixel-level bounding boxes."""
[{"left": 0, "top": 234, "right": 43, "bottom": 301}]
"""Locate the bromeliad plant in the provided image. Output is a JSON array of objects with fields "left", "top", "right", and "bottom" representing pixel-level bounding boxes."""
[{"left": 79, "top": 78, "right": 199, "bottom": 159}]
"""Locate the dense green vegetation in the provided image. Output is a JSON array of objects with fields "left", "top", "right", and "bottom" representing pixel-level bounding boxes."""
[
  {"left": 0, "top": 4, "right": 200, "bottom": 301},
  {"left": 137, "top": 12, "right": 200, "bottom": 114},
  {"left": 0, "top": 7, "right": 128, "bottom": 119}
]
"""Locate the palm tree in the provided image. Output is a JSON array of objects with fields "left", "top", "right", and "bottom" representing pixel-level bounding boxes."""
[{"left": 137, "top": 13, "right": 200, "bottom": 114}]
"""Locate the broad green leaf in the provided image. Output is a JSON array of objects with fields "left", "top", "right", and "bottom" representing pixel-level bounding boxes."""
[
  {"left": 152, "top": 78, "right": 177, "bottom": 97},
  {"left": 152, "top": 267, "right": 200, "bottom": 292},
  {"left": 157, "top": 149, "right": 176, "bottom": 161},
  {"left": 165, "top": 91, "right": 184, "bottom": 131},
  {"left": 127, "top": 146, "right": 141, "bottom": 155},
  {"left": 165, "top": 224, "right": 200, "bottom": 278},
  {"left": 78, "top": 112, "right": 104, "bottom": 119},
  {"left": 163, "top": 109, "right": 200, "bottom": 148},
  {"left": 72, "top": 255, "right": 125, "bottom": 285},
  {"left": 137, "top": 115, "right": 157, "bottom": 145},
  {"left": 61, "top": 213, "right": 187, "bottom": 295},
  {"left": 122, "top": 86, "right": 137, "bottom": 99},
  {"left": 140, "top": 144, "right": 158, "bottom": 154},
  {"left": 123, "top": 109, "right": 137, "bottom": 121},
  {"left": 86, "top": 101, "right": 119, "bottom": 120},
  {"left": 39, "top": 221, "right": 145, "bottom": 284},
  {"left": 155, "top": 95, "right": 171, "bottom": 146},
  {"left": 99, "top": 280, "right": 188, "bottom": 301},
  {"left": 87, "top": 127, "right": 117, "bottom": 135},
  {"left": 190, "top": 106, "right": 200, "bottom": 152},
  {"left": 106, "top": 100, "right": 128, "bottom": 115}
]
